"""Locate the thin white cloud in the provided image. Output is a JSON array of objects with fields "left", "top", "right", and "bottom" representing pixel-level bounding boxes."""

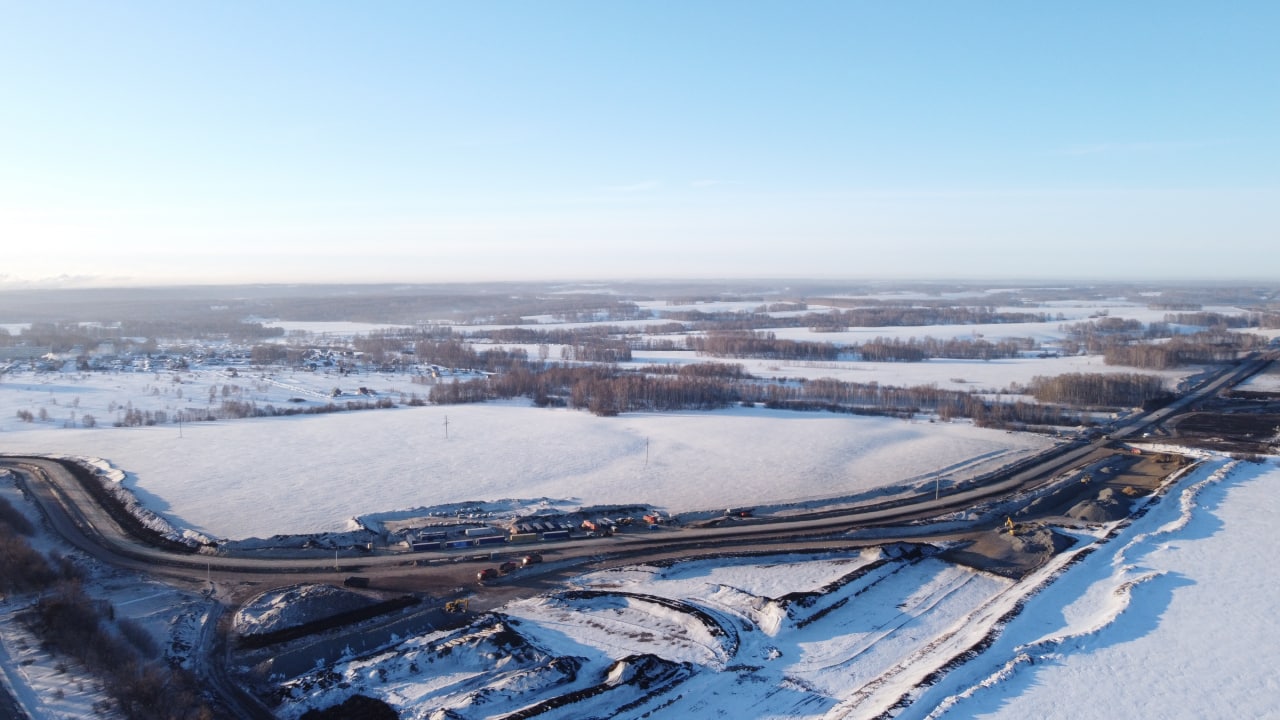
[
  {"left": 1053, "top": 139, "right": 1229, "bottom": 156},
  {"left": 604, "top": 180, "right": 662, "bottom": 192},
  {"left": 690, "top": 179, "right": 744, "bottom": 188}
]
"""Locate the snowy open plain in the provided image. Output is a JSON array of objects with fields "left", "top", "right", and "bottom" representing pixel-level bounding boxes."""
[
  {"left": 0, "top": 292, "right": 1227, "bottom": 539},
  {"left": 2, "top": 288, "right": 1275, "bottom": 720},
  {"left": 0, "top": 402, "right": 1052, "bottom": 539}
]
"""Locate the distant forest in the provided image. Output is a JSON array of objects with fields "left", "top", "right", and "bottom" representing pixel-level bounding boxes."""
[
  {"left": 424, "top": 360, "right": 1160, "bottom": 427},
  {"left": 4, "top": 281, "right": 1277, "bottom": 428}
]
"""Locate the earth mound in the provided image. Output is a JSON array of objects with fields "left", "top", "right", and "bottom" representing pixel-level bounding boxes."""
[
  {"left": 1067, "top": 487, "right": 1130, "bottom": 523},
  {"left": 234, "top": 583, "right": 377, "bottom": 636}
]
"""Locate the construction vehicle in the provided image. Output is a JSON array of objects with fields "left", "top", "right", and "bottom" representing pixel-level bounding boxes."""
[
  {"left": 477, "top": 568, "right": 498, "bottom": 582},
  {"left": 444, "top": 598, "right": 470, "bottom": 613}
]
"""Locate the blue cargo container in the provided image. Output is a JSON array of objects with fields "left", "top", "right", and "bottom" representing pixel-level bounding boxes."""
[
  {"left": 446, "top": 539, "right": 474, "bottom": 549},
  {"left": 541, "top": 530, "right": 569, "bottom": 541},
  {"left": 475, "top": 535, "right": 507, "bottom": 546},
  {"left": 411, "top": 541, "right": 442, "bottom": 552}
]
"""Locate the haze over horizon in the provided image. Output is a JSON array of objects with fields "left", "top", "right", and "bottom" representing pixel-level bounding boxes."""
[{"left": 3, "top": 2, "right": 1277, "bottom": 288}]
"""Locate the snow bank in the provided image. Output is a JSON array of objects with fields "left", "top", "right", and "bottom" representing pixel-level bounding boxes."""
[{"left": 912, "top": 456, "right": 1280, "bottom": 720}]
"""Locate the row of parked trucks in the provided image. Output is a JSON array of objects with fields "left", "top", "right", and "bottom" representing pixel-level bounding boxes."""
[
  {"left": 407, "top": 512, "right": 667, "bottom": 553},
  {"left": 477, "top": 553, "right": 542, "bottom": 582},
  {"left": 407, "top": 524, "right": 569, "bottom": 552}
]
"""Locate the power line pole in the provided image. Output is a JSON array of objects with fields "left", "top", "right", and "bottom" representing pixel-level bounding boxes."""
[
  {"left": 645, "top": 437, "right": 649, "bottom": 467},
  {"left": 443, "top": 415, "right": 450, "bottom": 439}
]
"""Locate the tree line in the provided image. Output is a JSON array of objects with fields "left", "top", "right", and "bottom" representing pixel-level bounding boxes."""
[
  {"left": 1026, "top": 372, "right": 1170, "bottom": 408},
  {"left": 658, "top": 305, "right": 1054, "bottom": 332},
  {"left": 855, "top": 336, "right": 1033, "bottom": 362},
  {"left": 687, "top": 331, "right": 1036, "bottom": 363},
  {"left": 1164, "top": 311, "right": 1280, "bottom": 330},
  {"left": 0, "top": 496, "right": 214, "bottom": 719},
  {"left": 1, "top": 319, "right": 282, "bottom": 352},
  {"left": 1059, "top": 319, "right": 1270, "bottom": 369},
  {"left": 687, "top": 332, "right": 842, "bottom": 361},
  {"left": 427, "top": 360, "right": 1124, "bottom": 426}
]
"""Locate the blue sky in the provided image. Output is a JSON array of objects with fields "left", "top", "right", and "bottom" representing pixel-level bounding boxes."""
[{"left": 2, "top": 2, "right": 1277, "bottom": 286}]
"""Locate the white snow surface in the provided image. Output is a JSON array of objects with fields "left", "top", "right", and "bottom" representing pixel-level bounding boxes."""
[
  {"left": 280, "top": 545, "right": 1022, "bottom": 719},
  {"left": 629, "top": 350, "right": 1197, "bottom": 394},
  {"left": 279, "top": 454, "right": 1280, "bottom": 720},
  {"left": 0, "top": 402, "right": 1051, "bottom": 539},
  {"left": 916, "top": 457, "right": 1280, "bottom": 720},
  {"left": 1236, "top": 363, "right": 1280, "bottom": 393}
]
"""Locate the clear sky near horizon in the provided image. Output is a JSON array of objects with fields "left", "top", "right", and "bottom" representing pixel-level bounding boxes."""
[{"left": 2, "top": 2, "right": 1277, "bottom": 287}]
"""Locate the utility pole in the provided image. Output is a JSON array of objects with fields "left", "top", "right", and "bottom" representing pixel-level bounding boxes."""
[
  {"left": 934, "top": 475, "right": 940, "bottom": 501},
  {"left": 443, "top": 415, "right": 450, "bottom": 439},
  {"left": 645, "top": 437, "right": 649, "bottom": 467}
]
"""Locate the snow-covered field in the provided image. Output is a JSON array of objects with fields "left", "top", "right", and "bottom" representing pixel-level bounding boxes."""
[
  {"left": 276, "top": 454, "right": 1280, "bottom": 720},
  {"left": 914, "top": 457, "right": 1280, "bottom": 720},
  {"left": 0, "top": 292, "right": 1241, "bottom": 540},
  {"left": 0, "top": 402, "right": 1052, "bottom": 539},
  {"left": 0, "top": 292, "right": 1232, "bottom": 541},
  {"left": 1237, "top": 363, "right": 1280, "bottom": 393},
  {"left": 1, "top": 290, "right": 1275, "bottom": 719},
  {"left": 629, "top": 350, "right": 1196, "bottom": 394}
]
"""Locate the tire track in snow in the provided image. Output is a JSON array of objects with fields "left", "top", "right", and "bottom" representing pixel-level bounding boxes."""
[{"left": 801, "top": 568, "right": 985, "bottom": 677}]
